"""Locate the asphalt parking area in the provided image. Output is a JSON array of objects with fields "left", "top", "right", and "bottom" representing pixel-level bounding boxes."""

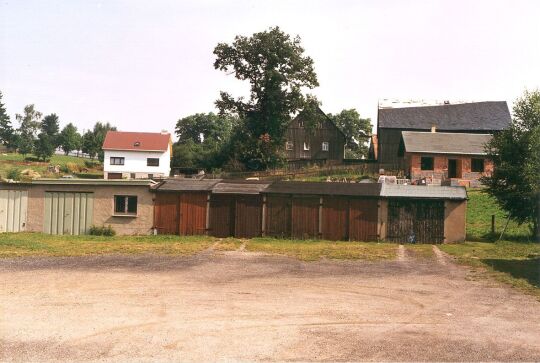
[{"left": 1, "top": 248, "right": 539, "bottom": 362}]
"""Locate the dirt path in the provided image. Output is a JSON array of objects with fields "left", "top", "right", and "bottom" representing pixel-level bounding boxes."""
[{"left": 1, "top": 250, "right": 539, "bottom": 362}]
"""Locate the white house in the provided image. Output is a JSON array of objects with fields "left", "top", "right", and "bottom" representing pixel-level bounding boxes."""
[{"left": 102, "top": 131, "right": 172, "bottom": 179}]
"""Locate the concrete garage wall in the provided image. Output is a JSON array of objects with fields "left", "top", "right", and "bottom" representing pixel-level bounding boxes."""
[
  {"left": 377, "top": 199, "right": 388, "bottom": 241},
  {"left": 26, "top": 183, "right": 154, "bottom": 235},
  {"left": 444, "top": 200, "right": 466, "bottom": 243}
]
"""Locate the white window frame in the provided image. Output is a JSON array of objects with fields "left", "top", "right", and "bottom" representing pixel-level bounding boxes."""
[
  {"left": 303, "top": 142, "right": 310, "bottom": 151},
  {"left": 322, "top": 142, "right": 329, "bottom": 151},
  {"left": 285, "top": 141, "right": 293, "bottom": 150},
  {"left": 110, "top": 157, "right": 125, "bottom": 165}
]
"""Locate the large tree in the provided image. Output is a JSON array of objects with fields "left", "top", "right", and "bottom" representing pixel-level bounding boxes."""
[
  {"left": 0, "top": 91, "right": 16, "bottom": 149},
  {"left": 328, "top": 109, "right": 372, "bottom": 159},
  {"left": 59, "top": 123, "right": 82, "bottom": 155},
  {"left": 41, "top": 113, "right": 60, "bottom": 146},
  {"left": 482, "top": 90, "right": 540, "bottom": 240},
  {"left": 15, "top": 104, "right": 42, "bottom": 156},
  {"left": 81, "top": 122, "right": 116, "bottom": 160},
  {"left": 214, "top": 26, "right": 319, "bottom": 169},
  {"left": 34, "top": 113, "right": 62, "bottom": 160}
]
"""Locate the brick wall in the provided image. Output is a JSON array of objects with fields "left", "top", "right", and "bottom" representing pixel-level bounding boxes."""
[{"left": 406, "top": 153, "right": 493, "bottom": 183}]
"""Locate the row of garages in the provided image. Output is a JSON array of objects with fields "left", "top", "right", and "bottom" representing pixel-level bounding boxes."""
[{"left": 0, "top": 178, "right": 467, "bottom": 243}]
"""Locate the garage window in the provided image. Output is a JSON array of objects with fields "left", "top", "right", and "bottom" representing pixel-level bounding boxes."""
[
  {"left": 421, "top": 156, "right": 434, "bottom": 170},
  {"left": 114, "top": 195, "right": 137, "bottom": 215},
  {"left": 471, "top": 158, "right": 485, "bottom": 172}
]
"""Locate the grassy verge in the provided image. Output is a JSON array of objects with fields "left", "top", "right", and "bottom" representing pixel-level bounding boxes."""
[
  {"left": 0, "top": 153, "right": 103, "bottom": 179},
  {"left": 0, "top": 233, "right": 223, "bottom": 257},
  {"left": 245, "top": 238, "right": 398, "bottom": 261},
  {"left": 406, "top": 244, "right": 434, "bottom": 259},
  {"left": 440, "top": 241, "right": 540, "bottom": 299}
]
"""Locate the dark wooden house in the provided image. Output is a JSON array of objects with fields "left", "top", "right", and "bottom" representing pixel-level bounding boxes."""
[
  {"left": 375, "top": 101, "right": 511, "bottom": 171},
  {"left": 284, "top": 108, "right": 346, "bottom": 165}
]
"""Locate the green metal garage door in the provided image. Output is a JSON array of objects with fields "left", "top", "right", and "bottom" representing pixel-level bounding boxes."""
[
  {"left": 44, "top": 192, "right": 94, "bottom": 235},
  {"left": 0, "top": 190, "right": 28, "bottom": 232}
]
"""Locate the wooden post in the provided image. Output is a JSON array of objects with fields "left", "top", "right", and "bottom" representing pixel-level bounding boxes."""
[
  {"left": 318, "top": 196, "right": 323, "bottom": 239},
  {"left": 491, "top": 215, "right": 496, "bottom": 235},
  {"left": 261, "top": 195, "right": 267, "bottom": 237},
  {"left": 205, "top": 192, "right": 211, "bottom": 235}
]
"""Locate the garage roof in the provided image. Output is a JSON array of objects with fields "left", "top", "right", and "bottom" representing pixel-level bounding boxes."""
[
  {"left": 263, "top": 181, "right": 382, "bottom": 196},
  {"left": 380, "top": 184, "right": 467, "bottom": 200},
  {"left": 152, "top": 179, "right": 222, "bottom": 192}
]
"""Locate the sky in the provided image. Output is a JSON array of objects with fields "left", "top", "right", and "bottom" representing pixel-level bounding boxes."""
[{"left": 1, "top": 0, "right": 540, "bottom": 138}]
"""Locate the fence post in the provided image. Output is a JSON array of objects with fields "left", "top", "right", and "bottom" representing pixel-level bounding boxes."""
[{"left": 491, "top": 214, "right": 495, "bottom": 234}]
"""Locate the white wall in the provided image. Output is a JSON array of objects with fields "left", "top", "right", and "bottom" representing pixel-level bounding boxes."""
[{"left": 103, "top": 149, "right": 171, "bottom": 177}]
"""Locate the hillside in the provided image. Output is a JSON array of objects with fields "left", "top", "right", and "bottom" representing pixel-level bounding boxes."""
[{"left": 0, "top": 153, "right": 103, "bottom": 180}]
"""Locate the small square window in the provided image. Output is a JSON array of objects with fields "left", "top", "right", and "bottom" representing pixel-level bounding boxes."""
[
  {"left": 147, "top": 158, "right": 159, "bottom": 166},
  {"left": 114, "top": 195, "right": 137, "bottom": 215},
  {"left": 471, "top": 158, "right": 485, "bottom": 172},
  {"left": 303, "top": 142, "right": 310, "bottom": 151},
  {"left": 285, "top": 141, "right": 293, "bottom": 150},
  {"left": 110, "top": 157, "right": 124, "bottom": 165},
  {"left": 421, "top": 156, "right": 434, "bottom": 170},
  {"left": 322, "top": 142, "right": 329, "bottom": 151}
]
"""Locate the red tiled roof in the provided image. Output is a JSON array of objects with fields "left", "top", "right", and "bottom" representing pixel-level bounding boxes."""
[{"left": 102, "top": 131, "right": 171, "bottom": 151}]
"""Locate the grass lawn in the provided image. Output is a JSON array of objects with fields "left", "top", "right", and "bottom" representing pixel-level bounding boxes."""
[
  {"left": 245, "top": 238, "right": 398, "bottom": 261},
  {"left": 0, "top": 233, "right": 238, "bottom": 257},
  {"left": 0, "top": 153, "right": 102, "bottom": 179},
  {"left": 440, "top": 241, "right": 540, "bottom": 299}
]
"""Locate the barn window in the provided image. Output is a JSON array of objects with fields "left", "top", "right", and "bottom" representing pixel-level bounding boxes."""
[
  {"left": 114, "top": 195, "right": 137, "bottom": 215},
  {"left": 421, "top": 156, "right": 434, "bottom": 170},
  {"left": 285, "top": 141, "right": 293, "bottom": 150},
  {"left": 303, "top": 142, "right": 310, "bottom": 151},
  {"left": 298, "top": 121, "right": 304, "bottom": 128},
  {"left": 322, "top": 142, "right": 329, "bottom": 151},
  {"left": 110, "top": 157, "right": 124, "bottom": 165},
  {"left": 471, "top": 158, "right": 485, "bottom": 172},
  {"left": 147, "top": 158, "right": 159, "bottom": 166}
]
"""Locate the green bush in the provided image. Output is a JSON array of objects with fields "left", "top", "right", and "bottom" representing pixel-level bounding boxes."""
[
  {"left": 6, "top": 168, "right": 21, "bottom": 181},
  {"left": 84, "top": 160, "right": 100, "bottom": 168},
  {"left": 89, "top": 225, "right": 116, "bottom": 236}
]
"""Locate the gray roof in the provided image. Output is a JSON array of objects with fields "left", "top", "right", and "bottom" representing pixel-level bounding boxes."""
[
  {"left": 213, "top": 180, "right": 271, "bottom": 195},
  {"left": 152, "top": 179, "right": 221, "bottom": 192},
  {"left": 31, "top": 179, "right": 154, "bottom": 186},
  {"left": 379, "top": 101, "right": 511, "bottom": 131},
  {"left": 263, "top": 181, "right": 382, "bottom": 197},
  {"left": 380, "top": 184, "right": 467, "bottom": 200},
  {"left": 401, "top": 131, "right": 492, "bottom": 155}
]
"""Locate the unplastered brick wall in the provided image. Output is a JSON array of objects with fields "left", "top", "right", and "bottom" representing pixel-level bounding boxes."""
[{"left": 407, "top": 153, "right": 493, "bottom": 182}]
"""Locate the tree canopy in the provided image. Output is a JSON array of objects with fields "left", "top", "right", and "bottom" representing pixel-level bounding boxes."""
[
  {"left": 214, "top": 26, "right": 319, "bottom": 169},
  {"left": 328, "top": 109, "right": 372, "bottom": 159},
  {"left": 482, "top": 90, "right": 540, "bottom": 240},
  {"left": 81, "top": 122, "right": 116, "bottom": 160},
  {"left": 15, "top": 104, "right": 42, "bottom": 155},
  {"left": 59, "top": 123, "right": 82, "bottom": 155},
  {"left": 0, "top": 91, "right": 16, "bottom": 149}
]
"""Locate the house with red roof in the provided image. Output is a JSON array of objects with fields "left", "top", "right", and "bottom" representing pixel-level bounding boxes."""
[{"left": 102, "top": 131, "right": 172, "bottom": 179}]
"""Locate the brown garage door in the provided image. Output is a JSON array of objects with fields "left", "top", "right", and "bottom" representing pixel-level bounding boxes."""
[
  {"left": 322, "top": 196, "right": 349, "bottom": 241},
  {"left": 291, "top": 196, "right": 319, "bottom": 239},
  {"left": 265, "top": 195, "right": 291, "bottom": 237},
  {"left": 349, "top": 198, "right": 378, "bottom": 241},
  {"left": 387, "top": 199, "right": 444, "bottom": 243},
  {"left": 107, "top": 173, "right": 122, "bottom": 180},
  {"left": 153, "top": 193, "right": 179, "bottom": 234},
  {"left": 235, "top": 195, "right": 262, "bottom": 238},
  {"left": 209, "top": 194, "right": 235, "bottom": 238},
  {"left": 179, "top": 193, "right": 207, "bottom": 235}
]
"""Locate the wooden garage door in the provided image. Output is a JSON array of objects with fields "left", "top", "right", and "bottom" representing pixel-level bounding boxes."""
[
  {"left": 209, "top": 194, "right": 234, "bottom": 238},
  {"left": 235, "top": 195, "right": 262, "bottom": 238},
  {"left": 179, "top": 193, "right": 207, "bottom": 235},
  {"left": 44, "top": 192, "right": 93, "bottom": 235},
  {"left": 0, "top": 190, "right": 28, "bottom": 233},
  {"left": 265, "top": 195, "right": 291, "bottom": 237},
  {"left": 291, "top": 196, "right": 319, "bottom": 239},
  {"left": 349, "top": 198, "right": 378, "bottom": 241},
  {"left": 387, "top": 199, "right": 444, "bottom": 243},
  {"left": 322, "top": 196, "right": 348, "bottom": 241},
  {"left": 154, "top": 193, "right": 179, "bottom": 234}
]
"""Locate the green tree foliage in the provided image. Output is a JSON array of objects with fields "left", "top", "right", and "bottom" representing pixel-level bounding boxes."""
[
  {"left": 40, "top": 113, "right": 60, "bottom": 146},
  {"left": 81, "top": 130, "right": 98, "bottom": 158},
  {"left": 15, "top": 104, "right": 42, "bottom": 156},
  {"left": 482, "top": 90, "right": 540, "bottom": 240},
  {"left": 173, "top": 113, "right": 238, "bottom": 170},
  {"left": 214, "top": 26, "right": 319, "bottom": 169},
  {"left": 59, "top": 123, "right": 82, "bottom": 155},
  {"left": 328, "top": 109, "right": 372, "bottom": 159},
  {"left": 81, "top": 122, "right": 116, "bottom": 160},
  {"left": 0, "top": 91, "right": 16, "bottom": 149},
  {"left": 34, "top": 133, "right": 56, "bottom": 161}
]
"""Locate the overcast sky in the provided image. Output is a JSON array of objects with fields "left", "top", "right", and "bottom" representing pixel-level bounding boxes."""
[{"left": 1, "top": 0, "right": 539, "bottom": 137}]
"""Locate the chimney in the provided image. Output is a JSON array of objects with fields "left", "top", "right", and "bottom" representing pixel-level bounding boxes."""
[
  {"left": 444, "top": 100, "right": 450, "bottom": 105},
  {"left": 431, "top": 124, "right": 437, "bottom": 133},
  {"left": 161, "top": 129, "right": 168, "bottom": 135}
]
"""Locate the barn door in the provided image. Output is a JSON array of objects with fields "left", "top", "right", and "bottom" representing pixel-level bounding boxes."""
[
  {"left": 265, "top": 195, "right": 291, "bottom": 237},
  {"left": 291, "top": 196, "right": 319, "bottom": 239},
  {"left": 235, "top": 195, "right": 262, "bottom": 238},
  {"left": 349, "top": 199, "right": 378, "bottom": 242},
  {"left": 387, "top": 199, "right": 444, "bottom": 243},
  {"left": 0, "top": 190, "right": 28, "bottom": 233},
  {"left": 179, "top": 193, "right": 207, "bottom": 235},
  {"left": 44, "top": 192, "right": 93, "bottom": 235},
  {"left": 209, "top": 195, "right": 235, "bottom": 237},
  {"left": 154, "top": 193, "right": 179, "bottom": 234},
  {"left": 322, "top": 197, "right": 348, "bottom": 241}
]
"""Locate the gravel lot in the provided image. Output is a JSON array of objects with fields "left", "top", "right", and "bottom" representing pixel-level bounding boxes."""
[{"left": 1, "top": 247, "right": 540, "bottom": 362}]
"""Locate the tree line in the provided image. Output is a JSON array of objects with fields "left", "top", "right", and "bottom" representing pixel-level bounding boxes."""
[{"left": 0, "top": 92, "right": 115, "bottom": 161}]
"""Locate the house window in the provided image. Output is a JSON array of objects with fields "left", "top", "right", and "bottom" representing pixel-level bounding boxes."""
[
  {"left": 420, "top": 156, "right": 434, "bottom": 170},
  {"left": 114, "top": 195, "right": 137, "bottom": 215},
  {"left": 303, "top": 142, "right": 310, "bottom": 151},
  {"left": 298, "top": 121, "right": 304, "bottom": 128},
  {"left": 285, "top": 141, "right": 293, "bottom": 150},
  {"left": 147, "top": 158, "right": 159, "bottom": 166},
  {"left": 471, "top": 158, "right": 485, "bottom": 172},
  {"left": 322, "top": 142, "right": 329, "bottom": 151},
  {"left": 110, "top": 157, "right": 124, "bottom": 165}
]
